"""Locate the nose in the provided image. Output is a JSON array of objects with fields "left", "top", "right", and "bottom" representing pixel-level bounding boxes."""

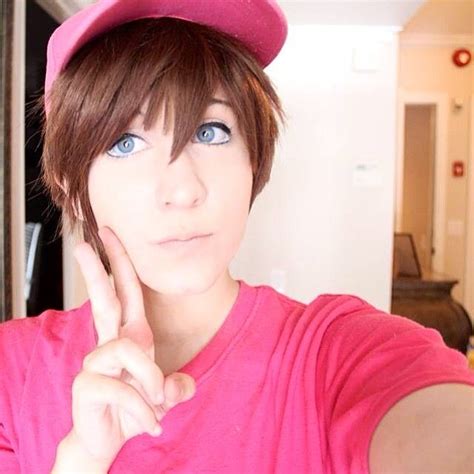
[{"left": 157, "top": 148, "right": 207, "bottom": 209}]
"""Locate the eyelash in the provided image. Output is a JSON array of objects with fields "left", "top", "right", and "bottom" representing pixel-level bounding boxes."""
[{"left": 106, "top": 121, "right": 232, "bottom": 158}]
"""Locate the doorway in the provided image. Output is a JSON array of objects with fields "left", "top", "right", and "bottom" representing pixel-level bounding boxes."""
[
  {"left": 396, "top": 91, "right": 449, "bottom": 279},
  {"left": 400, "top": 104, "right": 436, "bottom": 274}
]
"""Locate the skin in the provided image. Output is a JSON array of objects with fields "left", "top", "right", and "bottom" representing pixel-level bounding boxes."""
[
  {"left": 54, "top": 221, "right": 198, "bottom": 470},
  {"left": 85, "top": 87, "right": 254, "bottom": 375}
]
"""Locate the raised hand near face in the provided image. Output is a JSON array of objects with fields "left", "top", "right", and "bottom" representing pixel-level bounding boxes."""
[{"left": 53, "top": 226, "right": 196, "bottom": 471}]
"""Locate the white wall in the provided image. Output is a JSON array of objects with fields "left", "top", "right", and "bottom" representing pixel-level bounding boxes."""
[{"left": 230, "top": 25, "right": 399, "bottom": 311}]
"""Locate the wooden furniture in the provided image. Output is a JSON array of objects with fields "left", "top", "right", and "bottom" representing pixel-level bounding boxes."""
[
  {"left": 391, "top": 272, "right": 473, "bottom": 354},
  {"left": 391, "top": 232, "right": 472, "bottom": 354}
]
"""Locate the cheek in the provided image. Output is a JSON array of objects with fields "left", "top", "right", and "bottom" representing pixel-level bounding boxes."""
[
  {"left": 88, "top": 163, "right": 145, "bottom": 226},
  {"left": 214, "top": 161, "right": 253, "bottom": 244},
  {"left": 215, "top": 152, "right": 252, "bottom": 203},
  {"left": 87, "top": 168, "right": 108, "bottom": 224}
]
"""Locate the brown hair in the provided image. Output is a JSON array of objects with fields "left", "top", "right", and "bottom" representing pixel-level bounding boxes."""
[{"left": 30, "top": 17, "right": 285, "bottom": 274}]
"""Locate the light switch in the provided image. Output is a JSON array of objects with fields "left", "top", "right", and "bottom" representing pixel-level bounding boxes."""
[{"left": 353, "top": 162, "right": 381, "bottom": 187}]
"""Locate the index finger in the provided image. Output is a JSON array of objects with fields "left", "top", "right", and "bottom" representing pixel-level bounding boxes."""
[
  {"left": 73, "top": 241, "right": 121, "bottom": 346},
  {"left": 98, "top": 226, "right": 154, "bottom": 354}
]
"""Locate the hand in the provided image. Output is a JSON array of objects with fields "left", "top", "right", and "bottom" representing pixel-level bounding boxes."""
[{"left": 61, "top": 226, "right": 196, "bottom": 469}]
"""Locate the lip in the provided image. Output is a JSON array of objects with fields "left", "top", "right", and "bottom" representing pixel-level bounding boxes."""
[
  {"left": 156, "top": 234, "right": 212, "bottom": 253},
  {"left": 157, "top": 233, "right": 212, "bottom": 245},
  {"left": 157, "top": 234, "right": 211, "bottom": 245}
]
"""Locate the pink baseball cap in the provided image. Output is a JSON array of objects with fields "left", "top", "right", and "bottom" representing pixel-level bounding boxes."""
[{"left": 44, "top": 0, "right": 288, "bottom": 113}]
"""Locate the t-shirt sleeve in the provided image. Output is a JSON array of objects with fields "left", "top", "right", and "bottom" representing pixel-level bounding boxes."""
[
  {"left": 0, "top": 317, "right": 41, "bottom": 473},
  {"left": 315, "top": 295, "right": 474, "bottom": 474}
]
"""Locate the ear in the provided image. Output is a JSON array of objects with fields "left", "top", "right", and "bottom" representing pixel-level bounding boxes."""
[{"left": 56, "top": 177, "right": 85, "bottom": 221}]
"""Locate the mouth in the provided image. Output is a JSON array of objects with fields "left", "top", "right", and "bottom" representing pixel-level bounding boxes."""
[
  {"left": 156, "top": 234, "right": 212, "bottom": 252},
  {"left": 157, "top": 233, "right": 212, "bottom": 245}
]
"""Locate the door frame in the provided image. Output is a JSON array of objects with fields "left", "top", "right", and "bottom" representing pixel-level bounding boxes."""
[
  {"left": 395, "top": 89, "right": 449, "bottom": 275},
  {"left": 9, "top": 0, "right": 26, "bottom": 319},
  {"left": 464, "top": 94, "right": 474, "bottom": 318}
]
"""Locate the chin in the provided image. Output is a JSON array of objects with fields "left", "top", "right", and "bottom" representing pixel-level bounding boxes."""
[{"left": 139, "top": 261, "right": 224, "bottom": 296}]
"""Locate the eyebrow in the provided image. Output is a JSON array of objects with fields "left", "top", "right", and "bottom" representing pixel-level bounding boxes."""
[{"left": 137, "top": 97, "right": 231, "bottom": 116}]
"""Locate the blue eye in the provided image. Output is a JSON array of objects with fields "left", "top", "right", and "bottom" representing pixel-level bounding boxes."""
[
  {"left": 106, "top": 133, "right": 148, "bottom": 158},
  {"left": 193, "top": 122, "right": 231, "bottom": 145}
]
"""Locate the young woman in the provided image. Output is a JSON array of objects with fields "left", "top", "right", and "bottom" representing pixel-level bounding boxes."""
[{"left": 1, "top": 1, "right": 473, "bottom": 473}]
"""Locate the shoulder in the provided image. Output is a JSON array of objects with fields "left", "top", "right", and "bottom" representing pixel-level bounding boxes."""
[
  {"left": 257, "top": 286, "right": 404, "bottom": 342},
  {"left": 0, "top": 301, "right": 94, "bottom": 390},
  {"left": 0, "top": 303, "right": 94, "bottom": 462},
  {"left": 307, "top": 293, "right": 456, "bottom": 375},
  {"left": 307, "top": 292, "right": 430, "bottom": 343},
  {"left": 307, "top": 294, "right": 473, "bottom": 472},
  {"left": 290, "top": 291, "right": 414, "bottom": 342},
  {"left": 263, "top": 287, "right": 432, "bottom": 346},
  {"left": 258, "top": 285, "right": 372, "bottom": 321},
  {"left": 0, "top": 300, "right": 92, "bottom": 350},
  {"left": 0, "top": 312, "right": 47, "bottom": 373}
]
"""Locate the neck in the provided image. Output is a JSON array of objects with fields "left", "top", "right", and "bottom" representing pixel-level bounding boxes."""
[{"left": 141, "top": 270, "right": 240, "bottom": 356}]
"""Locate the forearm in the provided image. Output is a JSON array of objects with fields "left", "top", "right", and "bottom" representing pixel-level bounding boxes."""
[
  {"left": 51, "top": 431, "right": 112, "bottom": 474},
  {"left": 369, "top": 383, "right": 474, "bottom": 473}
]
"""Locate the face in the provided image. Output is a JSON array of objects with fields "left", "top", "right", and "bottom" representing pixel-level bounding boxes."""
[{"left": 87, "top": 88, "right": 253, "bottom": 296}]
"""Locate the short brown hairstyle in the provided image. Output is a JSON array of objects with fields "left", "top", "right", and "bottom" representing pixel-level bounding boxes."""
[{"left": 30, "top": 17, "right": 285, "bottom": 274}]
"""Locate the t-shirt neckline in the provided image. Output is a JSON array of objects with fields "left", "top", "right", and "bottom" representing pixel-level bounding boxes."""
[
  {"left": 178, "top": 279, "right": 258, "bottom": 383},
  {"left": 85, "top": 279, "right": 259, "bottom": 385}
]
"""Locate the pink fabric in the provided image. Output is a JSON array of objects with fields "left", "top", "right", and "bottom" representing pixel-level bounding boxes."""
[{"left": 1, "top": 280, "right": 473, "bottom": 473}]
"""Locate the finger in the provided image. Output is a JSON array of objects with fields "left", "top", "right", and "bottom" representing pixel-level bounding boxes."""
[
  {"left": 82, "top": 337, "right": 165, "bottom": 406},
  {"left": 124, "top": 373, "right": 165, "bottom": 421},
  {"left": 73, "top": 242, "right": 120, "bottom": 346},
  {"left": 98, "top": 227, "right": 154, "bottom": 354},
  {"left": 156, "top": 372, "right": 197, "bottom": 416},
  {"left": 98, "top": 226, "right": 145, "bottom": 327},
  {"left": 72, "top": 371, "right": 162, "bottom": 437}
]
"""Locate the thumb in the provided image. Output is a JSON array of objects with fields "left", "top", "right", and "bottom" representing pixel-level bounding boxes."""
[{"left": 162, "top": 373, "right": 197, "bottom": 409}]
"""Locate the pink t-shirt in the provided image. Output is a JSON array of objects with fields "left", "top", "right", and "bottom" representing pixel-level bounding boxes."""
[{"left": 1, "top": 280, "right": 473, "bottom": 473}]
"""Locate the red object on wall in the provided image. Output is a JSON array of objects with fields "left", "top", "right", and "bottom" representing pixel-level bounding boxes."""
[
  {"left": 452, "top": 48, "right": 471, "bottom": 67},
  {"left": 452, "top": 161, "right": 464, "bottom": 177}
]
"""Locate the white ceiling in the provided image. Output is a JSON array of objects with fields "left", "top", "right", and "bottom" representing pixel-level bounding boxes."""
[
  {"left": 36, "top": 0, "right": 427, "bottom": 28},
  {"left": 280, "top": 1, "right": 425, "bottom": 27}
]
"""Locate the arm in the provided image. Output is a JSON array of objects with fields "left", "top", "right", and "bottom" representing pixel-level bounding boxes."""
[{"left": 368, "top": 383, "right": 474, "bottom": 473}]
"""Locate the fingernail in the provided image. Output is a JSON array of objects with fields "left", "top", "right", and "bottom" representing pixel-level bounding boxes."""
[{"left": 151, "top": 424, "right": 162, "bottom": 436}]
